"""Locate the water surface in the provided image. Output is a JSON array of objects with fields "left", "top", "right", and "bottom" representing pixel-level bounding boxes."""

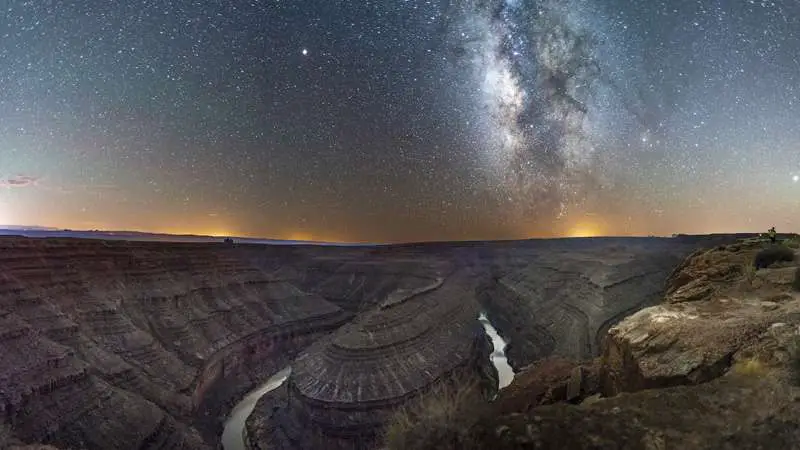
[{"left": 221, "top": 367, "right": 291, "bottom": 450}]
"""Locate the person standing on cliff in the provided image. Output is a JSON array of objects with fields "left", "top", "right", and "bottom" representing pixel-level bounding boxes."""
[{"left": 768, "top": 227, "right": 777, "bottom": 243}]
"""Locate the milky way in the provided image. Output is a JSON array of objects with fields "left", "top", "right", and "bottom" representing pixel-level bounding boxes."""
[
  {"left": 1, "top": 0, "right": 799, "bottom": 241},
  {"left": 444, "top": 0, "right": 639, "bottom": 229}
]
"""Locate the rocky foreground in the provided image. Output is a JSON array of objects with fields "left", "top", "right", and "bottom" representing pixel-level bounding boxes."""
[
  {"left": 0, "top": 234, "right": 737, "bottom": 449},
  {"left": 405, "top": 237, "right": 800, "bottom": 449}
]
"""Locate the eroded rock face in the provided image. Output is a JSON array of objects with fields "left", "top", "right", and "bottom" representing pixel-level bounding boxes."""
[
  {"left": 246, "top": 271, "right": 497, "bottom": 449},
  {"left": 1, "top": 234, "right": 741, "bottom": 449},
  {"left": 0, "top": 238, "right": 351, "bottom": 449},
  {"left": 491, "top": 357, "right": 600, "bottom": 415},
  {"left": 398, "top": 238, "right": 800, "bottom": 450},
  {"left": 602, "top": 241, "right": 800, "bottom": 395},
  {"left": 473, "top": 237, "right": 722, "bottom": 369}
]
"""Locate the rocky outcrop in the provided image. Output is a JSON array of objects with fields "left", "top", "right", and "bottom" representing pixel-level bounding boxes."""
[
  {"left": 405, "top": 238, "right": 800, "bottom": 450},
  {"left": 491, "top": 357, "right": 600, "bottom": 414},
  {"left": 602, "top": 240, "right": 800, "bottom": 395},
  {"left": 246, "top": 272, "right": 497, "bottom": 449}
]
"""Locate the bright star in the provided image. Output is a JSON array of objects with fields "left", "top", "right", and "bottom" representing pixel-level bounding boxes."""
[{"left": 302, "top": 48, "right": 308, "bottom": 56}]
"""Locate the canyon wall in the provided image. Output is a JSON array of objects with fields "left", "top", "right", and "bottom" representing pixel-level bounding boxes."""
[
  {"left": 450, "top": 237, "right": 800, "bottom": 450},
  {"left": 469, "top": 237, "right": 738, "bottom": 370},
  {"left": 0, "top": 234, "right": 734, "bottom": 449},
  {"left": 0, "top": 238, "right": 350, "bottom": 449}
]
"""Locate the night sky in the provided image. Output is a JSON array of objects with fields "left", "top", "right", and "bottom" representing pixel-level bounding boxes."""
[{"left": 1, "top": 0, "right": 799, "bottom": 243}]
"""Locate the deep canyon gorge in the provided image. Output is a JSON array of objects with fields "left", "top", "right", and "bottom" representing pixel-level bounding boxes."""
[{"left": 0, "top": 234, "right": 742, "bottom": 449}]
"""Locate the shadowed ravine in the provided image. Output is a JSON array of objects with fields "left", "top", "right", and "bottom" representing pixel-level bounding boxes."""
[{"left": 220, "top": 314, "right": 514, "bottom": 450}]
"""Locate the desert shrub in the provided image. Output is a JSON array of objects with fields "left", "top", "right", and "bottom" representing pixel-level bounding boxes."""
[
  {"left": 731, "top": 358, "right": 768, "bottom": 377},
  {"left": 753, "top": 245, "right": 795, "bottom": 269},
  {"left": 742, "top": 263, "right": 756, "bottom": 283},
  {"left": 384, "top": 376, "right": 487, "bottom": 450}
]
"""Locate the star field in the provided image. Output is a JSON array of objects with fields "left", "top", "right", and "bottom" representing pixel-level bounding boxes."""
[{"left": 1, "top": 0, "right": 799, "bottom": 242}]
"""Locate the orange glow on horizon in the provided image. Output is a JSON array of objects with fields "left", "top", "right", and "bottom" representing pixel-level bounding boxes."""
[
  {"left": 286, "top": 231, "right": 315, "bottom": 242},
  {"left": 198, "top": 230, "right": 234, "bottom": 237},
  {"left": 283, "top": 231, "right": 352, "bottom": 243},
  {"left": 566, "top": 221, "right": 604, "bottom": 238}
]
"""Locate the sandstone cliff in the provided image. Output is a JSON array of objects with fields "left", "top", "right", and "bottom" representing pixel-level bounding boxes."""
[
  {"left": 472, "top": 237, "right": 712, "bottom": 369},
  {"left": 391, "top": 237, "right": 800, "bottom": 449},
  {"left": 0, "top": 237, "right": 352, "bottom": 449}
]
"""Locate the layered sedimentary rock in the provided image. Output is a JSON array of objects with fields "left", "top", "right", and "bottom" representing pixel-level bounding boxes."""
[
  {"left": 246, "top": 272, "right": 497, "bottom": 449},
  {"left": 422, "top": 237, "right": 800, "bottom": 450},
  {"left": 1, "top": 233, "right": 745, "bottom": 449},
  {"left": 298, "top": 255, "right": 449, "bottom": 314},
  {"left": 473, "top": 236, "right": 737, "bottom": 369},
  {"left": 602, "top": 239, "right": 800, "bottom": 395},
  {"left": 0, "top": 237, "right": 350, "bottom": 449}
]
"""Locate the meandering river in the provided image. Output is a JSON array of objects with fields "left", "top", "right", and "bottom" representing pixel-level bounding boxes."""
[
  {"left": 478, "top": 312, "right": 515, "bottom": 389},
  {"left": 221, "top": 313, "right": 513, "bottom": 450},
  {"left": 220, "top": 367, "right": 291, "bottom": 450}
]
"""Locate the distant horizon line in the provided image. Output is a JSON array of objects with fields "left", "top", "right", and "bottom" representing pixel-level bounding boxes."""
[{"left": 0, "top": 224, "right": 782, "bottom": 246}]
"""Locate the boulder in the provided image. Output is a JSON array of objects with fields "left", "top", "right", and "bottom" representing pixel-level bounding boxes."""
[
  {"left": 666, "top": 277, "right": 716, "bottom": 303},
  {"left": 599, "top": 242, "right": 800, "bottom": 394},
  {"left": 492, "top": 357, "right": 600, "bottom": 415}
]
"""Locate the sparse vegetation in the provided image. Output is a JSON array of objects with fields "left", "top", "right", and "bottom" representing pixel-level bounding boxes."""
[
  {"left": 743, "top": 263, "right": 757, "bottom": 283},
  {"left": 753, "top": 245, "right": 795, "bottom": 269},
  {"left": 384, "top": 376, "right": 487, "bottom": 450},
  {"left": 785, "top": 238, "right": 800, "bottom": 249},
  {"left": 731, "top": 358, "right": 769, "bottom": 377}
]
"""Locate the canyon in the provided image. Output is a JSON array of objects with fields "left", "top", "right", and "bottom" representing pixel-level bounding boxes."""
[
  {"left": 420, "top": 237, "right": 800, "bottom": 449},
  {"left": 0, "top": 234, "right": 738, "bottom": 449}
]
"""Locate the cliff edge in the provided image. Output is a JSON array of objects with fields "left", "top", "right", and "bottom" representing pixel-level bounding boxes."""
[{"left": 389, "top": 237, "right": 800, "bottom": 449}]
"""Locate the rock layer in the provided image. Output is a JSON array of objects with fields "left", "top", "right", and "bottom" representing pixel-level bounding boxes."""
[
  {"left": 246, "top": 271, "right": 497, "bottom": 449},
  {"left": 0, "top": 237, "right": 350, "bottom": 449},
  {"left": 1, "top": 234, "right": 740, "bottom": 449},
  {"left": 472, "top": 237, "right": 732, "bottom": 369},
  {"left": 602, "top": 239, "right": 800, "bottom": 395},
  {"left": 413, "top": 237, "right": 800, "bottom": 450}
]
